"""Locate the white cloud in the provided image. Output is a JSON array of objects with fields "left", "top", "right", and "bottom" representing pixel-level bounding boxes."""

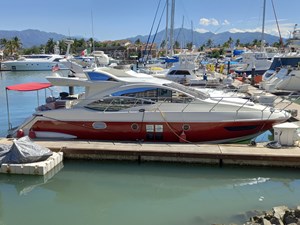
[
  {"left": 228, "top": 23, "right": 296, "bottom": 38},
  {"left": 228, "top": 28, "right": 245, "bottom": 33},
  {"left": 195, "top": 28, "right": 210, "bottom": 33},
  {"left": 222, "top": 20, "right": 230, "bottom": 25},
  {"left": 265, "top": 23, "right": 297, "bottom": 38},
  {"left": 229, "top": 28, "right": 261, "bottom": 33},
  {"left": 199, "top": 18, "right": 219, "bottom": 26}
]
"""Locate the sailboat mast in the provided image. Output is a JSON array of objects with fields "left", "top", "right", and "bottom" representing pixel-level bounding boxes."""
[
  {"left": 165, "top": 0, "right": 169, "bottom": 56},
  {"left": 191, "top": 20, "right": 194, "bottom": 48},
  {"left": 91, "top": 9, "right": 95, "bottom": 53},
  {"left": 170, "top": 0, "right": 175, "bottom": 56},
  {"left": 261, "top": 0, "right": 266, "bottom": 51}
]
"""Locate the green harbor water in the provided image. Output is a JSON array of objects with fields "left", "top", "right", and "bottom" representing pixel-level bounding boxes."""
[
  {"left": 1, "top": 160, "right": 300, "bottom": 225},
  {"left": 1, "top": 71, "right": 300, "bottom": 225}
]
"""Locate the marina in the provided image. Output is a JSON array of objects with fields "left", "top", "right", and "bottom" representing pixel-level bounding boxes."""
[
  {"left": 1, "top": 2, "right": 300, "bottom": 225},
  {"left": 0, "top": 74, "right": 300, "bottom": 221},
  {"left": 1, "top": 1, "right": 300, "bottom": 222}
]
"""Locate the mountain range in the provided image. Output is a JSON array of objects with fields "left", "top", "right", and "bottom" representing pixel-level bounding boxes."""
[
  {"left": 0, "top": 29, "right": 66, "bottom": 48},
  {"left": 129, "top": 28, "right": 284, "bottom": 48},
  {"left": 0, "top": 28, "right": 283, "bottom": 49}
]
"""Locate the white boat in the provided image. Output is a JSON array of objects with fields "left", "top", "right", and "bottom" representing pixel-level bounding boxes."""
[
  {"left": 261, "top": 66, "right": 300, "bottom": 93},
  {"left": 275, "top": 68, "right": 300, "bottom": 91},
  {"left": 260, "top": 27, "right": 300, "bottom": 92},
  {"left": 147, "top": 52, "right": 223, "bottom": 87},
  {"left": 234, "top": 0, "right": 277, "bottom": 76},
  {"left": 6, "top": 67, "right": 290, "bottom": 143},
  {"left": 234, "top": 50, "right": 273, "bottom": 75},
  {"left": 1, "top": 54, "right": 69, "bottom": 71}
]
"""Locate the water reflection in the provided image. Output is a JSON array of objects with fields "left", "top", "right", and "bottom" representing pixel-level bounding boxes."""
[
  {"left": 1, "top": 161, "right": 299, "bottom": 225},
  {"left": 0, "top": 162, "right": 63, "bottom": 195}
]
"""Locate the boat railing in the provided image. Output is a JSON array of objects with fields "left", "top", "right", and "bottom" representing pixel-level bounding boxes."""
[
  {"left": 82, "top": 95, "right": 287, "bottom": 117},
  {"left": 274, "top": 93, "right": 300, "bottom": 113},
  {"left": 84, "top": 96, "right": 157, "bottom": 112}
]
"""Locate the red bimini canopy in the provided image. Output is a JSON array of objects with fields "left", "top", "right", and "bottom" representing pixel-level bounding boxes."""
[{"left": 6, "top": 82, "right": 52, "bottom": 91}]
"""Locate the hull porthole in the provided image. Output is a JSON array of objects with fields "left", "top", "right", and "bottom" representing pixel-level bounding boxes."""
[
  {"left": 182, "top": 124, "right": 190, "bottom": 131},
  {"left": 131, "top": 123, "right": 139, "bottom": 131},
  {"left": 92, "top": 122, "right": 107, "bottom": 129}
]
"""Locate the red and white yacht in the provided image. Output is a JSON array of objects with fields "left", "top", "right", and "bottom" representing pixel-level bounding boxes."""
[{"left": 7, "top": 67, "right": 290, "bottom": 143}]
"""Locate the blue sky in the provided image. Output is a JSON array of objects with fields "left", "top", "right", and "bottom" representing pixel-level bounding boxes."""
[{"left": 0, "top": 0, "right": 299, "bottom": 40}]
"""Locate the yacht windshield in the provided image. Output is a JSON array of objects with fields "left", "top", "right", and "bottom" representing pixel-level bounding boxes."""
[{"left": 164, "top": 82, "right": 208, "bottom": 100}]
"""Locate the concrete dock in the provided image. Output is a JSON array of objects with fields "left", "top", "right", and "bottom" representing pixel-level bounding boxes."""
[{"left": 1, "top": 138, "right": 300, "bottom": 168}]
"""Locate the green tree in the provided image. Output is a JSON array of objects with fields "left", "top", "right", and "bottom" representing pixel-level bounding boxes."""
[
  {"left": 198, "top": 44, "right": 205, "bottom": 51},
  {"left": 206, "top": 39, "right": 213, "bottom": 48},
  {"left": 222, "top": 42, "right": 230, "bottom": 48},
  {"left": 186, "top": 42, "right": 193, "bottom": 50},
  {"left": 58, "top": 41, "right": 67, "bottom": 55},
  {"left": 12, "top": 36, "right": 22, "bottom": 52},
  {"left": 235, "top": 39, "right": 240, "bottom": 47},
  {"left": 174, "top": 41, "right": 180, "bottom": 49},
  {"left": 134, "top": 39, "right": 141, "bottom": 45},
  {"left": 45, "top": 38, "right": 55, "bottom": 53},
  {"left": 22, "top": 46, "right": 42, "bottom": 55},
  {"left": 227, "top": 37, "right": 233, "bottom": 48},
  {"left": 211, "top": 49, "right": 220, "bottom": 58},
  {"left": 5, "top": 40, "right": 15, "bottom": 56},
  {"left": 0, "top": 38, "right": 8, "bottom": 48},
  {"left": 160, "top": 40, "right": 166, "bottom": 49},
  {"left": 252, "top": 39, "right": 260, "bottom": 47}
]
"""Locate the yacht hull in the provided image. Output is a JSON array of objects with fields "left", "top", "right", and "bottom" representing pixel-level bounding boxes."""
[{"left": 29, "top": 119, "right": 281, "bottom": 143}]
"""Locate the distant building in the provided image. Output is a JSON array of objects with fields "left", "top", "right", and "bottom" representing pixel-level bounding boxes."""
[{"left": 93, "top": 40, "right": 158, "bottom": 60}]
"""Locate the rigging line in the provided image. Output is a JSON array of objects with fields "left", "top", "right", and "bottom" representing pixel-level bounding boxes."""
[
  {"left": 175, "top": 16, "right": 184, "bottom": 47},
  {"left": 270, "top": 0, "right": 283, "bottom": 48},
  {"left": 143, "top": 0, "right": 162, "bottom": 60},
  {"left": 156, "top": 107, "right": 192, "bottom": 143},
  {"left": 146, "top": 1, "right": 167, "bottom": 63}
]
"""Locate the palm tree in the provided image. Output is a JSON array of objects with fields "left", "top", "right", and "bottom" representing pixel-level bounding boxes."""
[
  {"left": 0, "top": 38, "right": 7, "bottom": 48},
  {"left": 5, "top": 40, "right": 15, "bottom": 56},
  {"left": 186, "top": 42, "right": 193, "bottom": 50},
  {"left": 222, "top": 42, "right": 230, "bottom": 48},
  {"left": 252, "top": 39, "right": 260, "bottom": 48},
  {"left": 198, "top": 44, "right": 205, "bottom": 51},
  {"left": 174, "top": 40, "right": 180, "bottom": 49},
  {"left": 160, "top": 40, "right": 166, "bottom": 49},
  {"left": 206, "top": 39, "right": 213, "bottom": 48},
  {"left": 45, "top": 38, "right": 55, "bottom": 54},
  {"left": 235, "top": 39, "right": 240, "bottom": 47},
  {"left": 134, "top": 39, "right": 141, "bottom": 45},
  {"left": 227, "top": 37, "right": 234, "bottom": 48},
  {"left": 11, "top": 36, "right": 22, "bottom": 52},
  {"left": 58, "top": 41, "right": 67, "bottom": 55}
]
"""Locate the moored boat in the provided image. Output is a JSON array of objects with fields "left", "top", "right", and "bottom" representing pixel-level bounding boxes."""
[
  {"left": 6, "top": 67, "right": 290, "bottom": 143},
  {"left": 1, "top": 54, "right": 69, "bottom": 71}
]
